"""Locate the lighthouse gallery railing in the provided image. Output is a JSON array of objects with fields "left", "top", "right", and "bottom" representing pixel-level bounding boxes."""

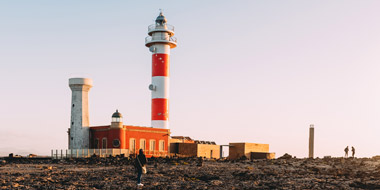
[
  {"left": 148, "top": 24, "right": 175, "bottom": 33},
  {"left": 145, "top": 36, "right": 177, "bottom": 44}
]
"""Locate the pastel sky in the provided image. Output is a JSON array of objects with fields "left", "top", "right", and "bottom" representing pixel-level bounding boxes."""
[{"left": 1, "top": 1, "right": 379, "bottom": 158}]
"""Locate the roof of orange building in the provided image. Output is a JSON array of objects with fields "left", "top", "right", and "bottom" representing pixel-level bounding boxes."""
[{"left": 89, "top": 125, "right": 170, "bottom": 132}]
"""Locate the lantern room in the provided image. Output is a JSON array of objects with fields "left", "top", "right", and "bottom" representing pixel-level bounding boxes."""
[{"left": 112, "top": 110, "right": 123, "bottom": 122}]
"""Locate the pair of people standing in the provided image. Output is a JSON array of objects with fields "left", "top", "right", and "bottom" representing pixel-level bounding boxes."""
[{"left": 344, "top": 146, "right": 355, "bottom": 158}]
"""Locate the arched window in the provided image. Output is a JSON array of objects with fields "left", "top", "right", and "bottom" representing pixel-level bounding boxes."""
[
  {"left": 159, "top": 140, "right": 165, "bottom": 152},
  {"left": 94, "top": 138, "right": 99, "bottom": 149},
  {"left": 130, "top": 138, "right": 136, "bottom": 153},
  {"left": 140, "top": 139, "right": 146, "bottom": 151},
  {"left": 102, "top": 138, "right": 107, "bottom": 149},
  {"left": 149, "top": 140, "right": 156, "bottom": 151}
]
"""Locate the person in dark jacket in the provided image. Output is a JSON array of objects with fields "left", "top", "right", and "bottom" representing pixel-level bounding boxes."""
[
  {"left": 344, "top": 146, "right": 349, "bottom": 158},
  {"left": 135, "top": 149, "right": 147, "bottom": 186}
]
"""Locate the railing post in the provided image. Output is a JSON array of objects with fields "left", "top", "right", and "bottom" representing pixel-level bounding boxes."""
[
  {"left": 56, "top": 150, "right": 58, "bottom": 159},
  {"left": 61, "top": 149, "right": 63, "bottom": 159},
  {"left": 66, "top": 149, "right": 68, "bottom": 159}
]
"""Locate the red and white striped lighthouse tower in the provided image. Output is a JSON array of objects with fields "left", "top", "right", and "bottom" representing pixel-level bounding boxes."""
[{"left": 145, "top": 12, "right": 177, "bottom": 129}]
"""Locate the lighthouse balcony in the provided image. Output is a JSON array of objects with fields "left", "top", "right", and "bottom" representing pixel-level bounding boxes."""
[
  {"left": 148, "top": 24, "right": 175, "bottom": 36},
  {"left": 145, "top": 36, "right": 177, "bottom": 48}
]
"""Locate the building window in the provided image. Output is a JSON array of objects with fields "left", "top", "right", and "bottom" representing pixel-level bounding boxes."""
[
  {"left": 102, "top": 138, "right": 107, "bottom": 149},
  {"left": 159, "top": 140, "right": 165, "bottom": 152},
  {"left": 130, "top": 138, "right": 136, "bottom": 154},
  {"left": 113, "top": 139, "right": 120, "bottom": 148},
  {"left": 94, "top": 139, "right": 99, "bottom": 149},
  {"left": 149, "top": 140, "right": 156, "bottom": 151},
  {"left": 140, "top": 139, "right": 146, "bottom": 151}
]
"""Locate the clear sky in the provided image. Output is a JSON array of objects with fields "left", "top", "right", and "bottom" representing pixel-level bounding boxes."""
[{"left": 0, "top": 1, "right": 379, "bottom": 158}]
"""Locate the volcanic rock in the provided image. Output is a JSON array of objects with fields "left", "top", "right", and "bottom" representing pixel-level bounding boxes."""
[{"left": 1, "top": 157, "right": 380, "bottom": 189}]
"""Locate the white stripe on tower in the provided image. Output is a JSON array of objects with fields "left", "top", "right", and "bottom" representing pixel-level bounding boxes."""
[{"left": 145, "top": 12, "right": 177, "bottom": 129}]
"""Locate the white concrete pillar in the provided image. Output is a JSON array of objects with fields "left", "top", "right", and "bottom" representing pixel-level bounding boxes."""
[{"left": 69, "top": 78, "right": 93, "bottom": 149}]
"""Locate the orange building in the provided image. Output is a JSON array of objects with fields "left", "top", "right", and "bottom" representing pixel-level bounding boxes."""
[{"left": 89, "top": 110, "right": 170, "bottom": 157}]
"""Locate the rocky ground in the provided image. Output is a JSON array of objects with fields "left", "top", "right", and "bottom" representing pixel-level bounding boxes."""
[{"left": 1, "top": 156, "right": 380, "bottom": 189}]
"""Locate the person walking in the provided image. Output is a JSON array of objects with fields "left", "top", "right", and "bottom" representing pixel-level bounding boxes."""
[
  {"left": 352, "top": 146, "right": 355, "bottom": 157},
  {"left": 344, "top": 146, "right": 349, "bottom": 158},
  {"left": 135, "top": 149, "right": 147, "bottom": 187}
]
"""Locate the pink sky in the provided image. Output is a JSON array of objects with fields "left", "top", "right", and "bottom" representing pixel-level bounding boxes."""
[{"left": 0, "top": 1, "right": 380, "bottom": 158}]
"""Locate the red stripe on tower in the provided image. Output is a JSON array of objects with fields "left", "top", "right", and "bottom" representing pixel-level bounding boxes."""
[
  {"left": 152, "top": 99, "right": 169, "bottom": 120},
  {"left": 152, "top": 54, "right": 169, "bottom": 77}
]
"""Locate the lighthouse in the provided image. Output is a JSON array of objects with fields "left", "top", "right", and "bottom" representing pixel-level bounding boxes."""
[
  {"left": 69, "top": 78, "right": 93, "bottom": 149},
  {"left": 145, "top": 12, "right": 177, "bottom": 129}
]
